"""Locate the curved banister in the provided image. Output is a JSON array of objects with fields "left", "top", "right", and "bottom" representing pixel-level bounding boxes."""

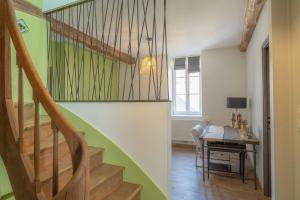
[{"left": 3, "top": 0, "right": 89, "bottom": 199}]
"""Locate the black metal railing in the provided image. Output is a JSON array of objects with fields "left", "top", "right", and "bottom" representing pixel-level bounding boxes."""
[{"left": 46, "top": 0, "right": 169, "bottom": 102}]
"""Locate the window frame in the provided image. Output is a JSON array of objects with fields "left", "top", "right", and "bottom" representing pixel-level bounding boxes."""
[{"left": 172, "top": 56, "right": 202, "bottom": 116}]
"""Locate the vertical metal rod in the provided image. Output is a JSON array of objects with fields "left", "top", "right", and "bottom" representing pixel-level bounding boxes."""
[
  {"left": 92, "top": 0, "right": 100, "bottom": 100},
  {"left": 164, "top": 0, "right": 169, "bottom": 100},
  {"left": 107, "top": 0, "right": 121, "bottom": 100},
  {"left": 48, "top": 18, "right": 52, "bottom": 97},
  {"left": 126, "top": 0, "right": 136, "bottom": 100},
  {"left": 127, "top": 0, "right": 148, "bottom": 99},
  {"left": 54, "top": 12, "right": 58, "bottom": 100},
  {"left": 128, "top": 0, "right": 151, "bottom": 99},
  {"left": 154, "top": 0, "right": 159, "bottom": 100},
  {"left": 46, "top": 0, "right": 169, "bottom": 102},
  {"left": 88, "top": 0, "right": 96, "bottom": 100},
  {"left": 98, "top": 0, "right": 111, "bottom": 100},
  {"left": 62, "top": 9, "right": 66, "bottom": 101},
  {"left": 66, "top": 7, "right": 71, "bottom": 100},
  {"left": 137, "top": 0, "right": 141, "bottom": 100},
  {"left": 57, "top": 11, "right": 63, "bottom": 100},
  {"left": 117, "top": 0, "right": 124, "bottom": 100}
]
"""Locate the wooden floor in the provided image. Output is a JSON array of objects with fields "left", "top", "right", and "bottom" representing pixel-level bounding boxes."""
[{"left": 171, "top": 147, "right": 270, "bottom": 200}]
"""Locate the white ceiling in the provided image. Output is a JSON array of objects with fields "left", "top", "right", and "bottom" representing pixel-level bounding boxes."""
[
  {"left": 49, "top": 0, "right": 246, "bottom": 58},
  {"left": 167, "top": 0, "right": 246, "bottom": 57}
]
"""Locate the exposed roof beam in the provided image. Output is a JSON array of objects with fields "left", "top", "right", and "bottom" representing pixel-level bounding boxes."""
[
  {"left": 48, "top": 18, "right": 136, "bottom": 65},
  {"left": 14, "top": 0, "right": 44, "bottom": 18},
  {"left": 240, "top": 0, "right": 267, "bottom": 52}
]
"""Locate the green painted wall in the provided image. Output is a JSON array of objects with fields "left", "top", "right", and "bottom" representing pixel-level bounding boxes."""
[
  {"left": 1, "top": 0, "right": 47, "bottom": 199},
  {"left": 59, "top": 105, "right": 167, "bottom": 200},
  {"left": 50, "top": 41, "right": 118, "bottom": 101},
  {"left": 0, "top": 159, "right": 14, "bottom": 200},
  {"left": 11, "top": 7, "right": 48, "bottom": 102}
]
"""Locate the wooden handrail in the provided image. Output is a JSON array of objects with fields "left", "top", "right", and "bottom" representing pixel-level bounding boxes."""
[
  {"left": 48, "top": 18, "right": 136, "bottom": 65},
  {"left": 3, "top": 0, "right": 89, "bottom": 199}
]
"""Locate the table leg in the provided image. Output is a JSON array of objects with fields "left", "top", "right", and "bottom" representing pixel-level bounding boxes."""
[
  {"left": 242, "top": 152, "right": 245, "bottom": 184},
  {"left": 207, "top": 147, "right": 210, "bottom": 179},
  {"left": 239, "top": 153, "right": 242, "bottom": 177},
  {"left": 253, "top": 144, "right": 257, "bottom": 190},
  {"left": 202, "top": 141, "right": 205, "bottom": 182}
]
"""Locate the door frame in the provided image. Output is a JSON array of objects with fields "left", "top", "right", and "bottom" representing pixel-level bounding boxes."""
[{"left": 262, "top": 37, "right": 271, "bottom": 197}]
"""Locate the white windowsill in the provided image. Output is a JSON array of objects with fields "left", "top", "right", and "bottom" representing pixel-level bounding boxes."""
[{"left": 171, "top": 114, "right": 208, "bottom": 121}]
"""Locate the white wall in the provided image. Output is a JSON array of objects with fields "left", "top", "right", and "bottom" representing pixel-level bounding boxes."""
[
  {"left": 245, "top": 0, "right": 271, "bottom": 191},
  {"left": 172, "top": 117, "right": 208, "bottom": 142},
  {"left": 202, "top": 46, "right": 247, "bottom": 125},
  {"left": 43, "top": 0, "right": 80, "bottom": 12},
  {"left": 171, "top": 46, "right": 246, "bottom": 142},
  {"left": 60, "top": 102, "right": 171, "bottom": 197},
  {"left": 291, "top": 0, "right": 300, "bottom": 199}
]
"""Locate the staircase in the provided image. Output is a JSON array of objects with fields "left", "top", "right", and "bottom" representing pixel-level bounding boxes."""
[
  {"left": 15, "top": 103, "right": 142, "bottom": 200},
  {"left": 0, "top": 0, "right": 142, "bottom": 199}
]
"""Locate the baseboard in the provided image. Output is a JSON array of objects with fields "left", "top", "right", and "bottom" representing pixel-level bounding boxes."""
[{"left": 172, "top": 140, "right": 195, "bottom": 149}]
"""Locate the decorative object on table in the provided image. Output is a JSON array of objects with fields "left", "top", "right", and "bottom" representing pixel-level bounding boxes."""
[
  {"left": 241, "top": 120, "right": 248, "bottom": 131},
  {"left": 17, "top": 19, "right": 29, "bottom": 33},
  {"left": 227, "top": 97, "right": 247, "bottom": 129},
  {"left": 236, "top": 114, "right": 242, "bottom": 129},
  {"left": 231, "top": 113, "right": 236, "bottom": 127}
]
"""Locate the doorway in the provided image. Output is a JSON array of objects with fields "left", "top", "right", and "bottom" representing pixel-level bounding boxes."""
[{"left": 262, "top": 37, "right": 272, "bottom": 197}]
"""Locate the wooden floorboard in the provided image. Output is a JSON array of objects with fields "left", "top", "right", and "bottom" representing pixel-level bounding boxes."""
[{"left": 171, "top": 147, "right": 271, "bottom": 200}]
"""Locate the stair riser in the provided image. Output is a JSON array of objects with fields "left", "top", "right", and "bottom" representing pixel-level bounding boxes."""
[
  {"left": 14, "top": 103, "right": 34, "bottom": 122},
  {"left": 23, "top": 124, "right": 53, "bottom": 154},
  {"left": 30, "top": 142, "right": 72, "bottom": 172},
  {"left": 42, "top": 167, "right": 73, "bottom": 198},
  {"left": 90, "top": 171, "right": 123, "bottom": 200},
  {"left": 90, "top": 151, "right": 103, "bottom": 170},
  {"left": 131, "top": 191, "right": 141, "bottom": 200},
  {"left": 40, "top": 148, "right": 103, "bottom": 198},
  {"left": 32, "top": 144, "right": 103, "bottom": 175}
]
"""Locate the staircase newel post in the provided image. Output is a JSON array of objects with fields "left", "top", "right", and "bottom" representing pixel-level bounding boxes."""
[
  {"left": 0, "top": 0, "right": 5, "bottom": 155},
  {"left": 0, "top": 0, "right": 12, "bottom": 155}
]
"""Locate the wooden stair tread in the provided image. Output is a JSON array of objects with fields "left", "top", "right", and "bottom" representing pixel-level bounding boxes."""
[
  {"left": 12, "top": 104, "right": 142, "bottom": 199},
  {"left": 104, "top": 182, "right": 142, "bottom": 200},
  {"left": 24, "top": 115, "right": 51, "bottom": 131},
  {"left": 90, "top": 164, "right": 124, "bottom": 191},
  {"left": 40, "top": 161, "right": 72, "bottom": 182},
  {"left": 14, "top": 102, "right": 34, "bottom": 107},
  {"left": 89, "top": 146, "right": 105, "bottom": 155},
  {"left": 39, "top": 146, "right": 104, "bottom": 183},
  {"left": 25, "top": 133, "right": 65, "bottom": 155}
]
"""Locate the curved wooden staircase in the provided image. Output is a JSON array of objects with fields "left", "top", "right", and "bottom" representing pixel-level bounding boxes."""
[{"left": 0, "top": 0, "right": 142, "bottom": 199}]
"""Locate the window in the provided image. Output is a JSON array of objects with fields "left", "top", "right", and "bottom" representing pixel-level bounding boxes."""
[{"left": 172, "top": 56, "right": 202, "bottom": 116}]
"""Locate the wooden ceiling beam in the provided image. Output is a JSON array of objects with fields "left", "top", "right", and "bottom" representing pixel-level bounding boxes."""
[
  {"left": 13, "top": 0, "right": 44, "bottom": 18},
  {"left": 48, "top": 18, "right": 136, "bottom": 65},
  {"left": 240, "top": 0, "right": 267, "bottom": 52}
]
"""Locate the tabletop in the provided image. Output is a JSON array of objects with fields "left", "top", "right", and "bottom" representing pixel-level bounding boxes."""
[{"left": 202, "top": 125, "right": 259, "bottom": 145}]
